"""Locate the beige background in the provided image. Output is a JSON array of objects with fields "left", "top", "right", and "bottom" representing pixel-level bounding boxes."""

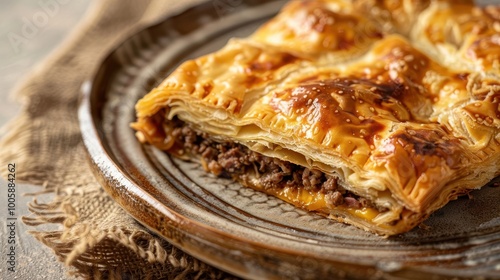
[{"left": 0, "top": 1, "right": 90, "bottom": 279}]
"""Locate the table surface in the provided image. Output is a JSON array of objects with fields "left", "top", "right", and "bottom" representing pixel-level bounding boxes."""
[{"left": 0, "top": 1, "right": 90, "bottom": 279}]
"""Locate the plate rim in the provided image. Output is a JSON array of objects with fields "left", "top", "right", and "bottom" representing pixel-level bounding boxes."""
[{"left": 78, "top": 0, "right": 500, "bottom": 279}]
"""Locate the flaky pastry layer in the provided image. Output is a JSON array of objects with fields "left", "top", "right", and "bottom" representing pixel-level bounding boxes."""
[{"left": 132, "top": 0, "right": 500, "bottom": 235}]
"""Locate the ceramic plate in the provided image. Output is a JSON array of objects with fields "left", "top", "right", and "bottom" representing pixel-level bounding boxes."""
[{"left": 79, "top": 0, "right": 500, "bottom": 279}]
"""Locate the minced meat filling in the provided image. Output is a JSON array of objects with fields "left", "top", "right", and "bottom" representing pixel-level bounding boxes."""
[{"left": 168, "top": 119, "right": 376, "bottom": 210}]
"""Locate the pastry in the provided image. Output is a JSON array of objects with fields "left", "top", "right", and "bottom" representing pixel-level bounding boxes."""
[{"left": 131, "top": 0, "right": 500, "bottom": 235}]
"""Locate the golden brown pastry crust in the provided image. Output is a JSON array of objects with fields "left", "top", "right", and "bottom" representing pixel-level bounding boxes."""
[{"left": 132, "top": 0, "right": 500, "bottom": 235}]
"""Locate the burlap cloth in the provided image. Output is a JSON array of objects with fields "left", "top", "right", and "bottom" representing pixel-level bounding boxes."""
[{"left": 0, "top": 0, "right": 238, "bottom": 279}]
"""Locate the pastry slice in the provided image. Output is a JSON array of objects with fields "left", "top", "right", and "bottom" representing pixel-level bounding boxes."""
[{"left": 131, "top": 0, "right": 500, "bottom": 236}]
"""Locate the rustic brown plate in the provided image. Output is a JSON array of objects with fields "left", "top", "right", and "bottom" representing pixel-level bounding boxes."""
[{"left": 79, "top": 0, "right": 500, "bottom": 279}]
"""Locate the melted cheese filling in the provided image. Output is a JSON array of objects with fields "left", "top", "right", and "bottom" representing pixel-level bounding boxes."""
[{"left": 249, "top": 179, "right": 381, "bottom": 222}]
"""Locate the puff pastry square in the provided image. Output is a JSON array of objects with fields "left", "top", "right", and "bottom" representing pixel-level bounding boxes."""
[{"left": 131, "top": 0, "right": 500, "bottom": 235}]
